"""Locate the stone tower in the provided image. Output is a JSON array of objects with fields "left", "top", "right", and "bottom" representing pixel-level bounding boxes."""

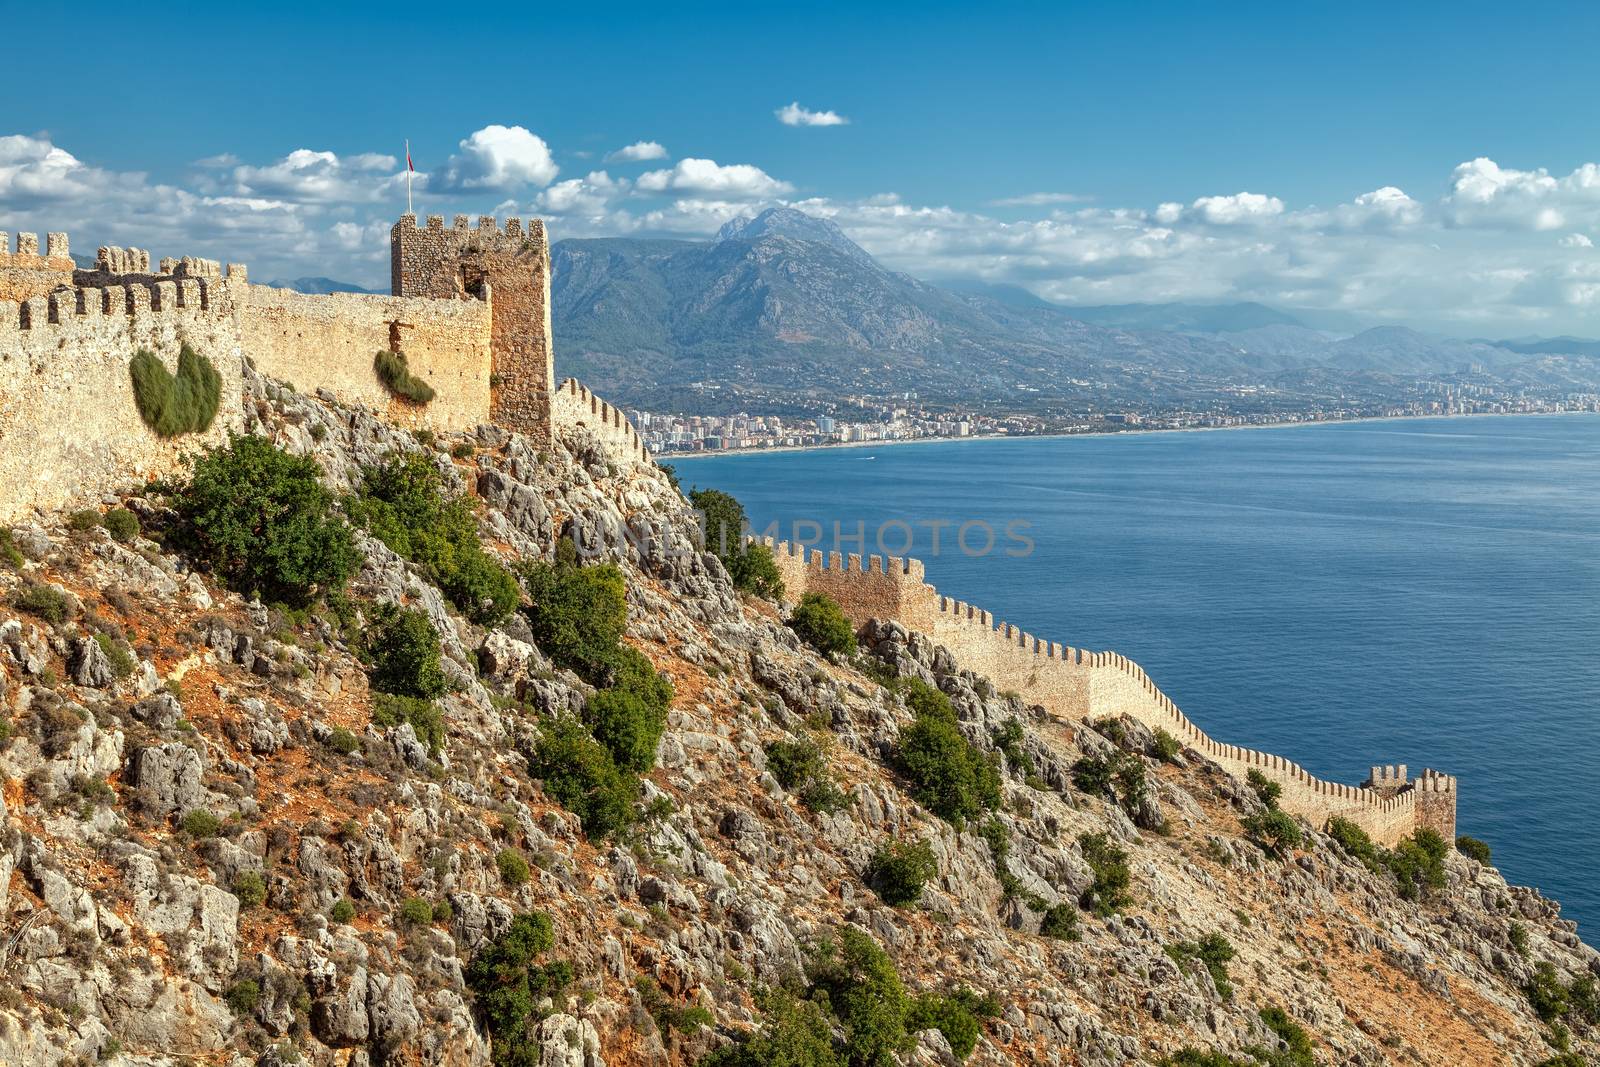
[{"left": 391, "top": 214, "right": 553, "bottom": 444}]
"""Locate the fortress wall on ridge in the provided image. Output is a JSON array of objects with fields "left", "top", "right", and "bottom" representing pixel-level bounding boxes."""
[{"left": 763, "top": 536, "right": 1451, "bottom": 847}]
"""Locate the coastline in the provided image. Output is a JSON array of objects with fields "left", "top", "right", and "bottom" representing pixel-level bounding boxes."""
[{"left": 662, "top": 407, "right": 1600, "bottom": 462}]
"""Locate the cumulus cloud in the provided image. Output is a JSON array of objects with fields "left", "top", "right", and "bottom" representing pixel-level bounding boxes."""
[
  {"left": 538, "top": 171, "right": 629, "bottom": 216},
  {"left": 1560, "top": 232, "right": 1594, "bottom": 248},
  {"left": 635, "top": 158, "right": 793, "bottom": 198},
  {"left": 230, "top": 148, "right": 398, "bottom": 203},
  {"left": 775, "top": 102, "right": 850, "bottom": 127},
  {"left": 606, "top": 140, "right": 668, "bottom": 163},
  {"left": 432, "top": 125, "right": 559, "bottom": 192},
  {"left": 1189, "top": 191, "right": 1285, "bottom": 224}
]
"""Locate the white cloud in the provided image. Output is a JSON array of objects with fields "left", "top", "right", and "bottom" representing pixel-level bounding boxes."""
[
  {"left": 1560, "top": 233, "right": 1594, "bottom": 248},
  {"left": 636, "top": 158, "right": 793, "bottom": 199},
  {"left": 1190, "top": 191, "right": 1284, "bottom": 224},
  {"left": 432, "top": 125, "right": 558, "bottom": 192},
  {"left": 538, "top": 171, "right": 629, "bottom": 216},
  {"left": 989, "top": 192, "right": 1091, "bottom": 207},
  {"left": 775, "top": 102, "right": 850, "bottom": 127},
  {"left": 606, "top": 140, "right": 668, "bottom": 163},
  {"left": 230, "top": 148, "right": 398, "bottom": 203}
]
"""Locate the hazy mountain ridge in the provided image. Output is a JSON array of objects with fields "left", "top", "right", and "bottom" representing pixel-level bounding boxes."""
[{"left": 544, "top": 208, "right": 1600, "bottom": 408}]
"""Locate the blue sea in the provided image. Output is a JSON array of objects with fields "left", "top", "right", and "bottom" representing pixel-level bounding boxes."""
[{"left": 675, "top": 414, "right": 1600, "bottom": 931}]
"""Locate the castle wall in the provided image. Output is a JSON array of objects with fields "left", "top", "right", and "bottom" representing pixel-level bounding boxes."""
[
  {"left": 0, "top": 280, "right": 246, "bottom": 522},
  {"left": 764, "top": 537, "right": 1451, "bottom": 848},
  {"left": 551, "top": 379, "right": 651, "bottom": 465},
  {"left": 392, "top": 215, "right": 554, "bottom": 445},
  {"left": 239, "top": 285, "right": 492, "bottom": 432},
  {"left": 0, "top": 232, "right": 74, "bottom": 303}
]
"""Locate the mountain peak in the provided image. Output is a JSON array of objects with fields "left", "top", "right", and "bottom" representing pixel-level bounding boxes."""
[{"left": 715, "top": 207, "right": 871, "bottom": 261}]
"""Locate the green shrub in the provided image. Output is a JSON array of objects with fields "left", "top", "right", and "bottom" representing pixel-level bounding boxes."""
[
  {"left": 1152, "top": 728, "right": 1181, "bottom": 763},
  {"left": 1158, "top": 1051, "right": 1253, "bottom": 1067},
  {"left": 530, "top": 716, "right": 637, "bottom": 839},
  {"left": 1386, "top": 828, "right": 1448, "bottom": 901},
  {"left": 94, "top": 632, "right": 136, "bottom": 680},
  {"left": 451, "top": 441, "right": 475, "bottom": 459},
  {"left": 1072, "top": 751, "right": 1148, "bottom": 814},
  {"left": 807, "top": 928, "right": 912, "bottom": 1066},
  {"left": 602, "top": 645, "right": 673, "bottom": 711},
  {"left": 1456, "top": 835, "right": 1492, "bottom": 865},
  {"left": 1257, "top": 1005, "right": 1315, "bottom": 1066},
  {"left": 349, "top": 452, "right": 518, "bottom": 624},
  {"left": 1246, "top": 769, "right": 1282, "bottom": 810},
  {"left": 1039, "top": 903, "right": 1080, "bottom": 941},
  {"left": 465, "top": 913, "right": 573, "bottom": 1067},
  {"left": 496, "top": 848, "right": 531, "bottom": 887},
  {"left": 330, "top": 899, "right": 356, "bottom": 923},
  {"left": 103, "top": 508, "right": 140, "bottom": 543},
  {"left": 867, "top": 839, "right": 938, "bottom": 906},
  {"left": 1509, "top": 920, "right": 1531, "bottom": 954},
  {"left": 366, "top": 605, "right": 448, "bottom": 699},
  {"left": 991, "top": 717, "right": 1033, "bottom": 774},
  {"left": 232, "top": 870, "right": 267, "bottom": 908},
  {"left": 1078, "top": 832, "right": 1133, "bottom": 916},
  {"left": 0, "top": 528, "right": 23, "bottom": 568},
  {"left": 374, "top": 349, "right": 436, "bottom": 404},
  {"left": 799, "top": 778, "right": 854, "bottom": 815},
  {"left": 167, "top": 435, "right": 357, "bottom": 606},
  {"left": 893, "top": 680, "right": 1001, "bottom": 825},
  {"left": 766, "top": 736, "right": 826, "bottom": 790},
  {"left": 699, "top": 990, "right": 842, "bottom": 1067},
  {"left": 68, "top": 509, "right": 102, "bottom": 532},
  {"left": 1325, "top": 816, "right": 1383, "bottom": 873},
  {"left": 14, "top": 582, "right": 71, "bottom": 623},
  {"left": 1166, "top": 933, "right": 1236, "bottom": 999},
  {"left": 130, "top": 344, "right": 222, "bottom": 437},
  {"left": 180, "top": 809, "right": 222, "bottom": 838},
  {"left": 583, "top": 687, "right": 666, "bottom": 773},
  {"left": 1525, "top": 962, "right": 1571, "bottom": 1023},
  {"left": 225, "top": 978, "right": 261, "bottom": 1016},
  {"left": 906, "top": 991, "right": 985, "bottom": 1062},
  {"left": 521, "top": 560, "right": 628, "bottom": 680},
  {"left": 687, "top": 487, "right": 784, "bottom": 598},
  {"left": 1241, "top": 809, "right": 1302, "bottom": 859},
  {"left": 326, "top": 726, "right": 361, "bottom": 755},
  {"left": 731, "top": 541, "right": 785, "bottom": 600},
  {"left": 789, "top": 592, "right": 856, "bottom": 656},
  {"left": 399, "top": 896, "right": 436, "bottom": 925},
  {"left": 433, "top": 899, "right": 454, "bottom": 924},
  {"left": 371, "top": 693, "right": 444, "bottom": 756}
]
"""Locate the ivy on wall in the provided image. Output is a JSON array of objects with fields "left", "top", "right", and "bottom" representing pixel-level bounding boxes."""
[
  {"left": 129, "top": 343, "right": 222, "bottom": 437},
  {"left": 374, "top": 349, "right": 436, "bottom": 404}
]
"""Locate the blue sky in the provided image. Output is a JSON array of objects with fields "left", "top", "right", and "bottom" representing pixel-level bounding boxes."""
[{"left": 6, "top": 1, "right": 1600, "bottom": 334}]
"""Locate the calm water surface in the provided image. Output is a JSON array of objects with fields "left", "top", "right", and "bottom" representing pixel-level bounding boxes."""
[{"left": 676, "top": 415, "right": 1600, "bottom": 930}]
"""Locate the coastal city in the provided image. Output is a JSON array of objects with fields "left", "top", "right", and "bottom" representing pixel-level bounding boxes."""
[{"left": 629, "top": 388, "right": 1600, "bottom": 454}]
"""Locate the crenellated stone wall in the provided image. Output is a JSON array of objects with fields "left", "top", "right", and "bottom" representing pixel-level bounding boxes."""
[
  {"left": 551, "top": 378, "right": 651, "bottom": 465},
  {"left": 0, "top": 231, "right": 75, "bottom": 304},
  {"left": 762, "top": 537, "right": 1456, "bottom": 847}
]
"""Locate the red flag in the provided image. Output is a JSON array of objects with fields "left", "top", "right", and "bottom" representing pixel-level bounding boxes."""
[{"left": 407, "top": 147, "right": 414, "bottom": 172}]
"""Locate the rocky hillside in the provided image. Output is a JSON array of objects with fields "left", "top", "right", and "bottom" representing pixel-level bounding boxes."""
[{"left": 0, "top": 372, "right": 1594, "bottom": 1067}]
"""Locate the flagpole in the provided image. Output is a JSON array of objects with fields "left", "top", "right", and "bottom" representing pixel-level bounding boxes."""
[{"left": 405, "top": 139, "right": 413, "bottom": 215}]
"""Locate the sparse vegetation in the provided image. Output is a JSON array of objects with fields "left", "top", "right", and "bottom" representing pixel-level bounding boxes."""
[
  {"left": 1078, "top": 832, "right": 1133, "bottom": 916},
  {"left": 232, "top": 871, "right": 267, "bottom": 908},
  {"left": 788, "top": 591, "right": 856, "bottom": 656},
  {"left": 905, "top": 989, "right": 993, "bottom": 1062},
  {"left": 699, "top": 990, "right": 841, "bottom": 1067},
  {"left": 1166, "top": 933, "right": 1237, "bottom": 999},
  {"left": 1039, "top": 903, "right": 1080, "bottom": 940},
  {"left": 688, "top": 486, "right": 784, "bottom": 599},
  {"left": 103, "top": 507, "right": 140, "bottom": 543},
  {"left": 1325, "top": 816, "right": 1383, "bottom": 873},
  {"left": 1152, "top": 727, "right": 1182, "bottom": 763},
  {"left": 1246, "top": 768, "right": 1282, "bottom": 809},
  {"left": 1241, "top": 809, "right": 1302, "bottom": 859},
  {"left": 179, "top": 809, "right": 222, "bottom": 838},
  {"left": 0, "top": 528, "right": 23, "bottom": 568},
  {"left": 893, "top": 679, "right": 1001, "bottom": 825},
  {"left": 866, "top": 839, "right": 938, "bottom": 906},
  {"left": 1386, "top": 828, "right": 1448, "bottom": 902},
  {"left": 94, "top": 632, "right": 135, "bottom": 680},
  {"left": 350, "top": 452, "right": 518, "bottom": 624},
  {"left": 329, "top": 899, "right": 356, "bottom": 924},
  {"left": 130, "top": 343, "right": 222, "bottom": 437},
  {"left": 1072, "top": 750, "right": 1149, "bottom": 815},
  {"left": 371, "top": 693, "right": 445, "bottom": 756},
  {"left": 166, "top": 435, "right": 357, "bottom": 607},
  {"left": 1456, "top": 834, "right": 1492, "bottom": 865},
  {"left": 225, "top": 978, "right": 261, "bottom": 1016},
  {"left": 765, "top": 735, "right": 853, "bottom": 814},
  {"left": 374, "top": 349, "right": 436, "bottom": 404},
  {"left": 465, "top": 912, "right": 574, "bottom": 1067},
  {"left": 14, "top": 582, "right": 72, "bottom": 624}
]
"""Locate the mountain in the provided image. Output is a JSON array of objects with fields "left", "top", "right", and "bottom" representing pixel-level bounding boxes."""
[
  {"left": 549, "top": 208, "right": 1590, "bottom": 409},
  {"left": 265, "top": 276, "right": 383, "bottom": 295},
  {"left": 1050, "top": 300, "right": 1307, "bottom": 333},
  {"left": 1494, "top": 335, "right": 1600, "bottom": 359}
]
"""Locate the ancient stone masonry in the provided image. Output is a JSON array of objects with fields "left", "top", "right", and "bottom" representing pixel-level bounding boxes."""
[
  {"left": 551, "top": 378, "right": 651, "bottom": 463},
  {"left": 0, "top": 215, "right": 641, "bottom": 521},
  {"left": 392, "top": 214, "right": 555, "bottom": 446},
  {"left": 762, "top": 537, "right": 1457, "bottom": 847}
]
